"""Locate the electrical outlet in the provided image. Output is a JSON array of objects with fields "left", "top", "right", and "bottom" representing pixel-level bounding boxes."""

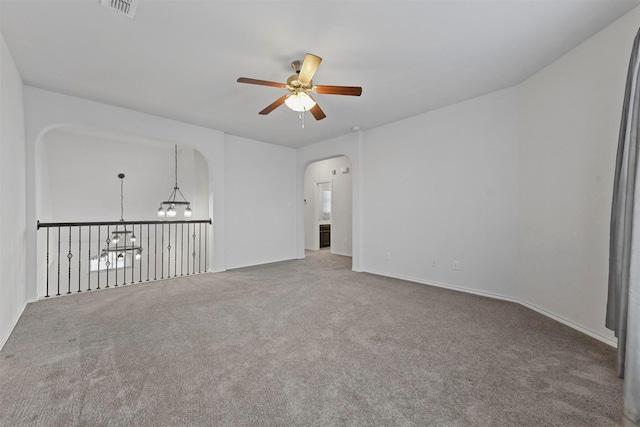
[
  {"left": 431, "top": 258, "right": 437, "bottom": 268},
  {"left": 453, "top": 260, "right": 460, "bottom": 271},
  {"left": 386, "top": 252, "right": 391, "bottom": 261}
]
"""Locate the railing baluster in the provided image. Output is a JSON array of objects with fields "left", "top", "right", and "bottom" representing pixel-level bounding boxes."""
[
  {"left": 186, "top": 223, "right": 190, "bottom": 276},
  {"left": 161, "top": 223, "right": 165, "bottom": 280},
  {"left": 181, "top": 223, "right": 184, "bottom": 277},
  {"left": 46, "top": 227, "right": 50, "bottom": 298},
  {"left": 57, "top": 227, "right": 61, "bottom": 296},
  {"left": 122, "top": 225, "right": 127, "bottom": 285},
  {"left": 192, "top": 226, "right": 196, "bottom": 275},
  {"left": 205, "top": 222, "right": 208, "bottom": 272},
  {"left": 97, "top": 226, "right": 101, "bottom": 290},
  {"left": 87, "top": 226, "right": 92, "bottom": 291},
  {"left": 198, "top": 223, "right": 202, "bottom": 274},
  {"left": 167, "top": 224, "right": 171, "bottom": 279},
  {"left": 154, "top": 224, "right": 158, "bottom": 281},
  {"left": 139, "top": 223, "right": 143, "bottom": 283},
  {"left": 174, "top": 223, "right": 178, "bottom": 278},
  {"left": 114, "top": 225, "right": 119, "bottom": 288},
  {"left": 146, "top": 223, "right": 150, "bottom": 282},
  {"left": 67, "top": 226, "right": 72, "bottom": 294},
  {"left": 127, "top": 224, "right": 132, "bottom": 286},
  {"left": 78, "top": 226, "right": 82, "bottom": 293},
  {"left": 106, "top": 225, "right": 110, "bottom": 288}
]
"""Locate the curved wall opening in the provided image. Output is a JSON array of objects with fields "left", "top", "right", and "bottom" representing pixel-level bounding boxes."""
[
  {"left": 35, "top": 126, "right": 211, "bottom": 297},
  {"left": 303, "top": 155, "right": 353, "bottom": 259}
]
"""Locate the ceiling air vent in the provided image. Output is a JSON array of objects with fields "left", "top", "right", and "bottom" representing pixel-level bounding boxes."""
[{"left": 100, "top": 0, "right": 139, "bottom": 19}]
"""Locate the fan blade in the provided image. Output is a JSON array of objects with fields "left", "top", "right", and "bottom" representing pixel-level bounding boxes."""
[
  {"left": 314, "top": 85, "right": 362, "bottom": 96},
  {"left": 259, "top": 95, "right": 288, "bottom": 115},
  {"left": 298, "top": 53, "right": 322, "bottom": 84},
  {"left": 310, "top": 104, "right": 326, "bottom": 121},
  {"left": 308, "top": 95, "right": 326, "bottom": 120},
  {"left": 237, "top": 77, "right": 286, "bottom": 88}
]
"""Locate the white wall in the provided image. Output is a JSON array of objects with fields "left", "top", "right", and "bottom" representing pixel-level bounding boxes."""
[
  {"left": 304, "top": 156, "right": 352, "bottom": 256},
  {"left": 224, "top": 134, "right": 297, "bottom": 269},
  {"left": 517, "top": 7, "right": 640, "bottom": 343},
  {"left": 362, "top": 87, "right": 520, "bottom": 298},
  {"left": 0, "top": 33, "right": 28, "bottom": 349}
]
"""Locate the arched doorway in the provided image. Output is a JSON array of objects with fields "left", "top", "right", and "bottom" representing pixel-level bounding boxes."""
[{"left": 303, "top": 156, "right": 353, "bottom": 260}]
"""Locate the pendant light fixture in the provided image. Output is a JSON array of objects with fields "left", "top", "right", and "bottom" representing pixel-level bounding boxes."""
[
  {"left": 157, "top": 144, "right": 192, "bottom": 218},
  {"left": 92, "top": 173, "right": 143, "bottom": 267}
]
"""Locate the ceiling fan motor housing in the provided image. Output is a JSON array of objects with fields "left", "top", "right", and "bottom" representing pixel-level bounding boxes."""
[{"left": 286, "top": 74, "right": 312, "bottom": 94}]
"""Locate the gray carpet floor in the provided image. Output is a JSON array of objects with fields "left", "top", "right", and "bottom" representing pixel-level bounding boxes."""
[{"left": 0, "top": 249, "right": 623, "bottom": 426}]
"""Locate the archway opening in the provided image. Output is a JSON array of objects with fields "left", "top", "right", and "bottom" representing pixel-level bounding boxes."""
[
  {"left": 303, "top": 156, "right": 353, "bottom": 264},
  {"left": 35, "top": 126, "right": 211, "bottom": 297}
]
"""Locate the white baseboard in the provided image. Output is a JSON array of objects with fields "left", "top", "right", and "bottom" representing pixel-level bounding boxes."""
[
  {"left": 0, "top": 298, "right": 36, "bottom": 351},
  {"left": 330, "top": 250, "right": 353, "bottom": 258},
  {"left": 363, "top": 269, "right": 617, "bottom": 348},
  {"left": 517, "top": 300, "right": 617, "bottom": 347},
  {"left": 623, "top": 414, "right": 639, "bottom": 427}
]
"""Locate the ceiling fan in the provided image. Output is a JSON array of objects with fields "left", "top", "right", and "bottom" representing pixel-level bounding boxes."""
[{"left": 237, "top": 53, "right": 362, "bottom": 121}]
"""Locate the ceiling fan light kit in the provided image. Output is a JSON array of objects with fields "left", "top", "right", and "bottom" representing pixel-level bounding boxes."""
[
  {"left": 284, "top": 92, "right": 316, "bottom": 112},
  {"left": 237, "top": 53, "right": 362, "bottom": 125}
]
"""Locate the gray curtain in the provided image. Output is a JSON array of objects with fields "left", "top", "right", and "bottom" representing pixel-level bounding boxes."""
[{"left": 607, "top": 27, "right": 640, "bottom": 427}]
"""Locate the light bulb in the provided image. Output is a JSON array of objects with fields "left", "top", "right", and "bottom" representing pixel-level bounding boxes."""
[
  {"left": 112, "top": 234, "right": 120, "bottom": 244},
  {"left": 184, "top": 206, "right": 192, "bottom": 218},
  {"left": 167, "top": 204, "right": 176, "bottom": 217},
  {"left": 135, "top": 250, "right": 142, "bottom": 260},
  {"left": 157, "top": 206, "right": 166, "bottom": 217},
  {"left": 130, "top": 234, "right": 136, "bottom": 244}
]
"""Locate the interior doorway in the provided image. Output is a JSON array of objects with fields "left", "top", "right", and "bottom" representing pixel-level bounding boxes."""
[
  {"left": 304, "top": 157, "right": 352, "bottom": 258},
  {"left": 316, "top": 181, "right": 332, "bottom": 248}
]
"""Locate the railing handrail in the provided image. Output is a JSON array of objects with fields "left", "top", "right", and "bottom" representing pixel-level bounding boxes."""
[{"left": 37, "top": 219, "right": 212, "bottom": 229}]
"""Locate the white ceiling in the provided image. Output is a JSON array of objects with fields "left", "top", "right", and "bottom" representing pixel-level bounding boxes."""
[{"left": 1, "top": 0, "right": 638, "bottom": 148}]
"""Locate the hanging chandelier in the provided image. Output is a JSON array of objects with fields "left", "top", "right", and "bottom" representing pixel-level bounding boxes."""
[
  {"left": 92, "top": 173, "right": 143, "bottom": 267},
  {"left": 157, "top": 144, "right": 192, "bottom": 218}
]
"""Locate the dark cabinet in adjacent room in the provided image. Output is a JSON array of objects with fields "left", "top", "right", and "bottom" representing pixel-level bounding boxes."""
[{"left": 319, "top": 224, "right": 331, "bottom": 248}]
